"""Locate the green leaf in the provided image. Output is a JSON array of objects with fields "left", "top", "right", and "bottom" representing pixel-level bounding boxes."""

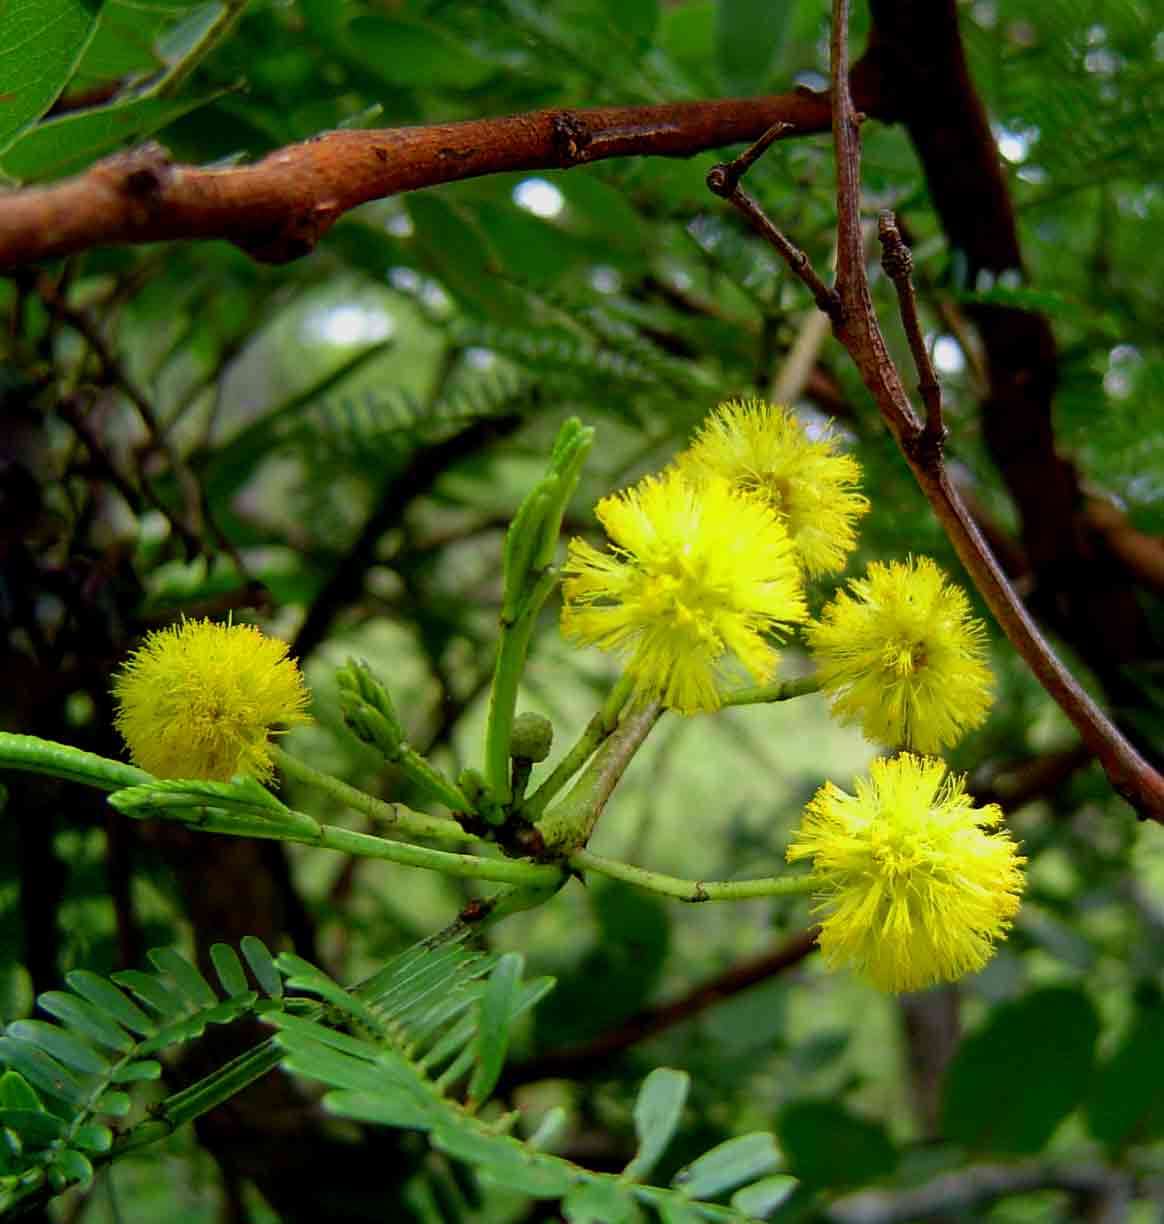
[
  {"left": 210, "top": 943, "right": 250, "bottom": 998},
  {"left": 5, "top": 1021, "right": 107, "bottom": 1076},
  {"left": 71, "top": 1123, "right": 113, "bottom": 1154},
  {"left": 48, "top": 1147, "right": 92, "bottom": 1187},
  {"left": 0, "top": 1070, "right": 42, "bottom": 1111},
  {"left": 1, "top": 90, "right": 220, "bottom": 182},
  {"left": 730, "top": 1174, "right": 798, "bottom": 1216},
  {"left": 345, "top": 17, "right": 495, "bottom": 89},
  {"left": 778, "top": 1100, "right": 897, "bottom": 1188},
  {"left": 672, "top": 1132, "right": 781, "bottom": 1200},
  {"left": 0, "top": 0, "right": 106, "bottom": 154},
  {"left": 1086, "top": 995, "right": 1164, "bottom": 1150},
  {"left": 321, "top": 1089, "right": 434, "bottom": 1131},
  {"left": 432, "top": 1122, "right": 574, "bottom": 1198},
  {"left": 468, "top": 953, "right": 522, "bottom": 1107},
  {"left": 111, "top": 970, "right": 185, "bottom": 1018},
  {"left": 624, "top": 1068, "right": 690, "bottom": 1182},
  {"left": 715, "top": 0, "right": 791, "bottom": 92},
  {"left": 0, "top": 1038, "right": 85, "bottom": 1108},
  {"left": 564, "top": 1180, "right": 647, "bottom": 1223},
  {"left": 240, "top": 936, "right": 283, "bottom": 1000},
  {"left": 94, "top": 1089, "right": 131, "bottom": 1116},
  {"left": 147, "top": 948, "right": 218, "bottom": 1009},
  {"left": 0, "top": 1108, "right": 65, "bottom": 1147},
  {"left": 108, "top": 1060, "right": 162, "bottom": 1083},
  {"left": 34, "top": 992, "right": 132, "bottom": 1053},
  {"left": 65, "top": 970, "right": 155, "bottom": 1036},
  {"left": 942, "top": 986, "right": 1100, "bottom": 1155}
]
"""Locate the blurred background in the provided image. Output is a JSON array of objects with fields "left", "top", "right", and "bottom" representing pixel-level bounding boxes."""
[{"left": 2, "top": 0, "right": 1164, "bottom": 1219}]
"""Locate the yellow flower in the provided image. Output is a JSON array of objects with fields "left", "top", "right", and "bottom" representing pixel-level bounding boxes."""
[
  {"left": 678, "top": 397, "right": 869, "bottom": 578},
  {"left": 113, "top": 619, "right": 310, "bottom": 781},
  {"left": 561, "top": 470, "right": 807, "bottom": 713},
  {"left": 787, "top": 754, "right": 1025, "bottom": 992},
  {"left": 807, "top": 557, "right": 992, "bottom": 753}
]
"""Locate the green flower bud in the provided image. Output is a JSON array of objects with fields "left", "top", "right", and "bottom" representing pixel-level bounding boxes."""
[{"left": 510, "top": 712, "right": 553, "bottom": 763}]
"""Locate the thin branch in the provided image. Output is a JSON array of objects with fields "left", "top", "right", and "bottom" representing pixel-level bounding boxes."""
[
  {"left": 877, "top": 212, "right": 943, "bottom": 444},
  {"left": 503, "top": 926, "right": 819, "bottom": 1088},
  {"left": 705, "top": 0, "right": 1164, "bottom": 821},
  {"left": 570, "top": 848, "right": 817, "bottom": 903},
  {"left": 0, "top": 88, "right": 893, "bottom": 269}
]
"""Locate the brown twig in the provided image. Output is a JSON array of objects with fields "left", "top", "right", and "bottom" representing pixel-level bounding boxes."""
[
  {"left": 503, "top": 926, "right": 819, "bottom": 1088},
  {"left": 0, "top": 90, "right": 883, "bottom": 269},
  {"left": 704, "top": 0, "right": 1164, "bottom": 822}
]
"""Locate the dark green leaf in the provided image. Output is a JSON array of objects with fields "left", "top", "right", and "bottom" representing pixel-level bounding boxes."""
[
  {"left": 778, "top": 1100, "right": 897, "bottom": 1188},
  {"left": 345, "top": 17, "right": 496, "bottom": 89},
  {"left": 0, "top": 1108, "right": 65, "bottom": 1146},
  {"left": 1086, "top": 995, "right": 1164, "bottom": 1150},
  {"left": 240, "top": 936, "right": 283, "bottom": 1000},
  {"left": 715, "top": 0, "right": 791, "bottom": 92},
  {"left": 210, "top": 943, "right": 249, "bottom": 998},
  {"left": 942, "top": 986, "right": 1099, "bottom": 1155}
]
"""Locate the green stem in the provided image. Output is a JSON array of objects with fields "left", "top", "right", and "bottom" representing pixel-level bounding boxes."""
[
  {"left": 521, "top": 672, "right": 636, "bottom": 822},
  {"left": 272, "top": 747, "right": 472, "bottom": 847},
  {"left": 309, "top": 825, "right": 561, "bottom": 887},
  {"left": 536, "top": 701, "right": 662, "bottom": 852},
  {"left": 0, "top": 732, "right": 151, "bottom": 791},
  {"left": 719, "top": 674, "right": 821, "bottom": 707},
  {"left": 570, "top": 848, "right": 818, "bottom": 903},
  {"left": 483, "top": 569, "right": 557, "bottom": 804}
]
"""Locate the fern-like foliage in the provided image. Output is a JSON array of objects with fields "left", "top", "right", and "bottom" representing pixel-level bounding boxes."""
[
  {"left": 0, "top": 937, "right": 287, "bottom": 1214},
  {"left": 2, "top": 930, "right": 798, "bottom": 1220},
  {"left": 271, "top": 948, "right": 797, "bottom": 1222}
]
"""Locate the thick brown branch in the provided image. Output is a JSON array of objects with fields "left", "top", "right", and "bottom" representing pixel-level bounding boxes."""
[{"left": 0, "top": 92, "right": 867, "bottom": 268}]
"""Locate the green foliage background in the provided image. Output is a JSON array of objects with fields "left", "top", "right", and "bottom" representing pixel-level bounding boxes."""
[{"left": 1, "top": 0, "right": 1163, "bottom": 1220}]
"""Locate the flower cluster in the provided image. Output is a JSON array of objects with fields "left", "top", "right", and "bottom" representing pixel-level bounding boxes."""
[
  {"left": 113, "top": 619, "right": 310, "bottom": 781},
  {"left": 562, "top": 395, "right": 1018, "bottom": 991},
  {"left": 679, "top": 397, "right": 869, "bottom": 578},
  {"left": 808, "top": 556, "right": 993, "bottom": 754},
  {"left": 562, "top": 468, "right": 806, "bottom": 713},
  {"left": 561, "top": 398, "right": 864, "bottom": 713},
  {"left": 787, "top": 754, "right": 1025, "bottom": 992}
]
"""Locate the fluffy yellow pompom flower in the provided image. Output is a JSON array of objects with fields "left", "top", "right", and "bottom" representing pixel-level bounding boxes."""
[
  {"left": 807, "top": 557, "right": 993, "bottom": 753},
  {"left": 561, "top": 469, "right": 807, "bottom": 713},
  {"left": 678, "top": 397, "right": 869, "bottom": 578},
  {"left": 787, "top": 754, "right": 1025, "bottom": 992},
  {"left": 112, "top": 619, "right": 311, "bottom": 781}
]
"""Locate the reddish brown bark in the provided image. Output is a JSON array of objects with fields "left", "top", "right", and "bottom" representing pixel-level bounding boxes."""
[{"left": 0, "top": 92, "right": 861, "bottom": 268}]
